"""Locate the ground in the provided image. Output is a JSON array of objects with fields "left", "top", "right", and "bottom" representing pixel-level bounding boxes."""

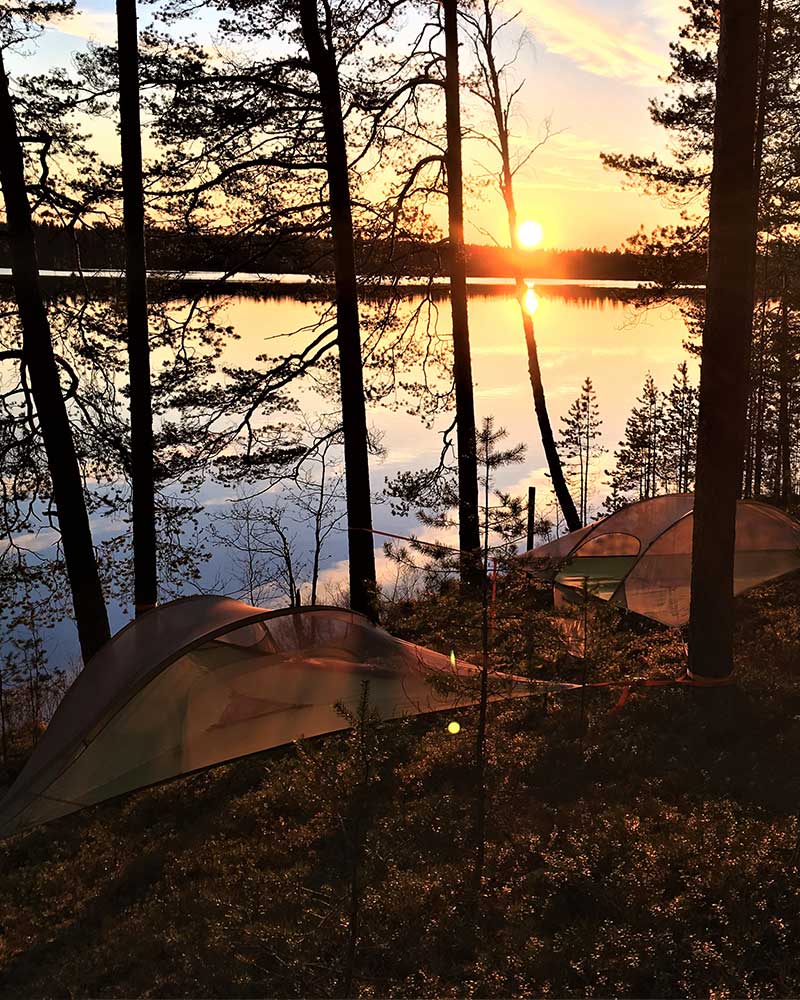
[{"left": 2, "top": 578, "right": 800, "bottom": 998}]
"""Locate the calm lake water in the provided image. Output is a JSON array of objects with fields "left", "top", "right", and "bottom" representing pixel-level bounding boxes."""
[
  {"left": 192, "top": 283, "right": 697, "bottom": 600},
  {"left": 8, "top": 281, "right": 698, "bottom": 661}
]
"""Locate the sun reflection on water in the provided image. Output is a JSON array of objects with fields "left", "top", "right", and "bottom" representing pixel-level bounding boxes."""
[{"left": 524, "top": 280, "right": 539, "bottom": 316}]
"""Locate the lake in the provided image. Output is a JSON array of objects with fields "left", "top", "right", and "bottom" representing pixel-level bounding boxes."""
[
  {"left": 4, "top": 279, "right": 698, "bottom": 661},
  {"left": 193, "top": 282, "right": 696, "bottom": 599}
]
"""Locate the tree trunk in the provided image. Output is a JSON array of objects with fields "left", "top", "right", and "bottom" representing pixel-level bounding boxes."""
[
  {"left": 443, "top": 0, "right": 482, "bottom": 579},
  {"left": 472, "top": 440, "right": 490, "bottom": 913},
  {"left": 753, "top": 295, "right": 768, "bottom": 495},
  {"left": 472, "top": 0, "right": 580, "bottom": 532},
  {"left": 752, "top": 0, "right": 774, "bottom": 203},
  {"left": 521, "top": 307, "right": 581, "bottom": 530},
  {"left": 777, "top": 288, "right": 791, "bottom": 503},
  {"left": 688, "top": 0, "right": 760, "bottom": 680},
  {"left": 749, "top": 0, "right": 773, "bottom": 499},
  {"left": 117, "top": 0, "right": 158, "bottom": 617},
  {"left": 297, "top": 0, "right": 377, "bottom": 618},
  {"left": 742, "top": 399, "right": 753, "bottom": 496},
  {"left": 0, "top": 53, "right": 110, "bottom": 663}
]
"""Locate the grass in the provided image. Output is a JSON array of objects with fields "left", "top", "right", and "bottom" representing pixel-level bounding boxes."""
[{"left": 3, "top": 578, "right": 800, "bottom": 998}]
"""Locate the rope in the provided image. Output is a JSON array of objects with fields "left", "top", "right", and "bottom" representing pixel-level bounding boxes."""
[
  {"left": 524, "top": 670, "right": 737, "bottom": 716},
  {"left": 348, "top": 524, "right": 528, "bottom": 555},
  {"left": 343, "top": 528, "right": 737, "bottom": 709}
]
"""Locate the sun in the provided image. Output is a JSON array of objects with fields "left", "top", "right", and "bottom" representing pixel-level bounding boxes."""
[{"left": 518, "top": 219, "right": 544, "bottom": 249}]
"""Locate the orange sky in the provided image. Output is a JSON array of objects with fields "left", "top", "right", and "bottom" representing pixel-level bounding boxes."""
[{"left": 23, "top": 0, "right": 686, "bottom": 250}]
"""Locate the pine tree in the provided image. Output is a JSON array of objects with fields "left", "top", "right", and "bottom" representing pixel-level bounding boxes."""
[
  {"left": 689, "top": 0, "right": 761, "bottom": 680},
  {"left": 605, "top": 373, "right": 664, "bottom": 506},
  {"left": 116, "top": 0, "right": 158, "bottom": 617},
  {"left": 297, "top": 0, "right": 378, "bottom": 618},
  {"left": 559, "top": 377, "right": 604, "bottom": 524},
  {"left": 464, "top": 0, "right": 581, "bottom": 533},
  {"left": 443, "top": 0, "right": 482, "bottom": 585},
  {"left": 662, "top": 362, "right": 699, "bottom": 492},
  {"left": 603, "top": 0, "right": 800, "bottom": 505},
  {"left": 0, "top": 35, "right": 111, "bottom": 664}
]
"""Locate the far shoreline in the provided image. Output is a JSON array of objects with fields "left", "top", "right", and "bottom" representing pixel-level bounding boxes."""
[{"left": 0, "top": 267, "right": 704, "bottom": 299}]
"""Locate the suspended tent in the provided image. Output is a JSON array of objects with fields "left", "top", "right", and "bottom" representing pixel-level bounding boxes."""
[
  {"left": 0, "top": 597, "right": 531, "bottom": 838},
  {"left": 521, "top": 494, "right": 800, "bottom": 627}
]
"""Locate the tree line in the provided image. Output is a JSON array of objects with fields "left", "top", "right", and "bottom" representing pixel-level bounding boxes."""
[{"left": 0, "top": 223, "right": 697, "bottom": 281}]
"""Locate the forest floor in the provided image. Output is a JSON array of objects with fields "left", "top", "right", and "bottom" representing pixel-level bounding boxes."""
[{"left": 2, "top": 577, "right": 800, "bottom": 998}]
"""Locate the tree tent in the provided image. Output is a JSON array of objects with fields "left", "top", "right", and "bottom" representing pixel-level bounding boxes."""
[
  {"left": 521, "top": 494, "right": 800, "bottom": 627},
  {"left": 0, "top": 597, "right": 529, "bottom": 838}
]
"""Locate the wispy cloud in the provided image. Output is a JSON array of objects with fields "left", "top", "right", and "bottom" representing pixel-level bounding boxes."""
[
  {"left": 49, "top": 10, "right": 117, "bottom": 45},
  {"left": 645, "top": 0, "right": 686, "bottom": 43},
  {"left": 545, "top": 132, "right": 604, "bottom": 163},
  {"left": 475, "top": 384, "right": 522, "bottom": 399},
  {"left": 520, "top": 0, "right": 670, "bottom": 87}
]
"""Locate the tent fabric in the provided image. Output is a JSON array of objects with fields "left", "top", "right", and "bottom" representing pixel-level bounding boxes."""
[
  {"left": 522, "top": 494, "right": 800, "bottom": 627},
  {"left": 0, "top": 598, "right": 529, "bottom": 838}
]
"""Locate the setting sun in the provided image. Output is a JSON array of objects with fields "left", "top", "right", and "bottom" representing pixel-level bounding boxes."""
[{"left": 518, "top": 219, "right": 544, "bottom": 248}]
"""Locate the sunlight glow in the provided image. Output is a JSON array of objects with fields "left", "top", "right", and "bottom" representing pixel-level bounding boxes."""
[
  {"left": 518, "top": 220, "right": 544, "bottom": 248},
  {"left": 524, "top": 280, "right": 540, "bottom": 316},
  {"left": 447, "top": 721, "right": 461, "bottom": 735}
]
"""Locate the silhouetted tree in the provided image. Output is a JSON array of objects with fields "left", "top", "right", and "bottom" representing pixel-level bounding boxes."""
[
  {"left": 0, "top": 42, "right": 110, "bottom": 663},
  {"left": 443, "top": 0, "right": 482, "bottom": 581},
  {"left": 689, "top": 0, "right": 761, "bottom": 679},
  {"left": 604, "top": 0, "right": 800, "bottom": 507},
  {"left": 605, "top": 373, "right": 664, "bottom": 505},
  {"left": 663, "top": 362, "right": 699, "bottom": 493},
  {"left": 464, "top": 0, "right": 581, "bottom": 531},
  {"left": 116, "top": 0, "right": 157, "bottom": 616},
  {"left": 472, "top": 416, "right": 524, "bottom": 909},
  {"left": 559, "top": 376, "right": 603, "bottom": 524},
  {"left": 296, "top": 0, "right": 377, "bottom": 617},
  {"left": 105, "top": 0, "right": 452, "bottom": 617}
]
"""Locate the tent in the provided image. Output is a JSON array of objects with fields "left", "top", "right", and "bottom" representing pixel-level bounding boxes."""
[
  {"left": 521, "top": 494, "right": 800, "bottom": 627},
  {"left": 0, "top": 597, "right": 529, "bottom": 838}
]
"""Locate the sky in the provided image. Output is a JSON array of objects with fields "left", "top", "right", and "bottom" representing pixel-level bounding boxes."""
[{"left": 20, "top": 0, "right": 685, "bottom": 250}]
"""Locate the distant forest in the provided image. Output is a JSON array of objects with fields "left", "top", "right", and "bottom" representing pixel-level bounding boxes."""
[{"left": 0, "top": 224, "right": 706, "bottom": 282}]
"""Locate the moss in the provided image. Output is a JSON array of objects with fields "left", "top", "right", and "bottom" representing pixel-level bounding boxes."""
[{"left": 3, "top": 581, "right": 800, "bottom": 997}]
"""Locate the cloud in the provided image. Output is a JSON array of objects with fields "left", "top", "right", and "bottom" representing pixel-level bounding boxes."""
[
  {"left": 520, "top": 0, "right": 670, "bottom": 87},
  {"left": 545, "top": 132, "right": 604, "bottom": 163},
  {"left": 1, "top": 529, "right": 59, "bottom": 554},
  {"left": 49, "top": 10, "right": 117, "bottom": 45},
  {"left": 474, "top": 384, "right": 522, "bottom": 399},
  {"left": 645, "top": 0, "right": 686, "bottom": 42}
]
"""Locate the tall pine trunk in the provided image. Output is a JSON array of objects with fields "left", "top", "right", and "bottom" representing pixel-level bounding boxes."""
[
  {"left": 752, "top": 296, "right": 768, "bottom": 495},
  {"left": 443, "top": 0, "right": 482, "bottom": 578},
  {"left": 752, "top": 0, "right": 774, "bottom": 201},
  {"left": 521, "top": 305, "right": 581, "bottom": 529},
  {"left": 688, "top": 0, "right": 760, "bottom": 680},
  {"left": 472, "top": 0, "right": 580, "bottom": 531},
  {"left": 117, "top": 0, "right": 158, "bottom": 616},
  {"left": 298, "top": 0, "right": 377, "bottom": 618},
  {"left": 777, "top": 287, "right": 791, "bottom": 503},
  {"left": 748, "top": 0, "right": 773, "bottom": 500},
  {"left": 0, "top": 53, "right": 110, "bottom": 663}
]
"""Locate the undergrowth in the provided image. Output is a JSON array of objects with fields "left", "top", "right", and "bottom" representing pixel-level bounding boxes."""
[{"left": 2, "top": 577, "right": 800, "bottom": 998}]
